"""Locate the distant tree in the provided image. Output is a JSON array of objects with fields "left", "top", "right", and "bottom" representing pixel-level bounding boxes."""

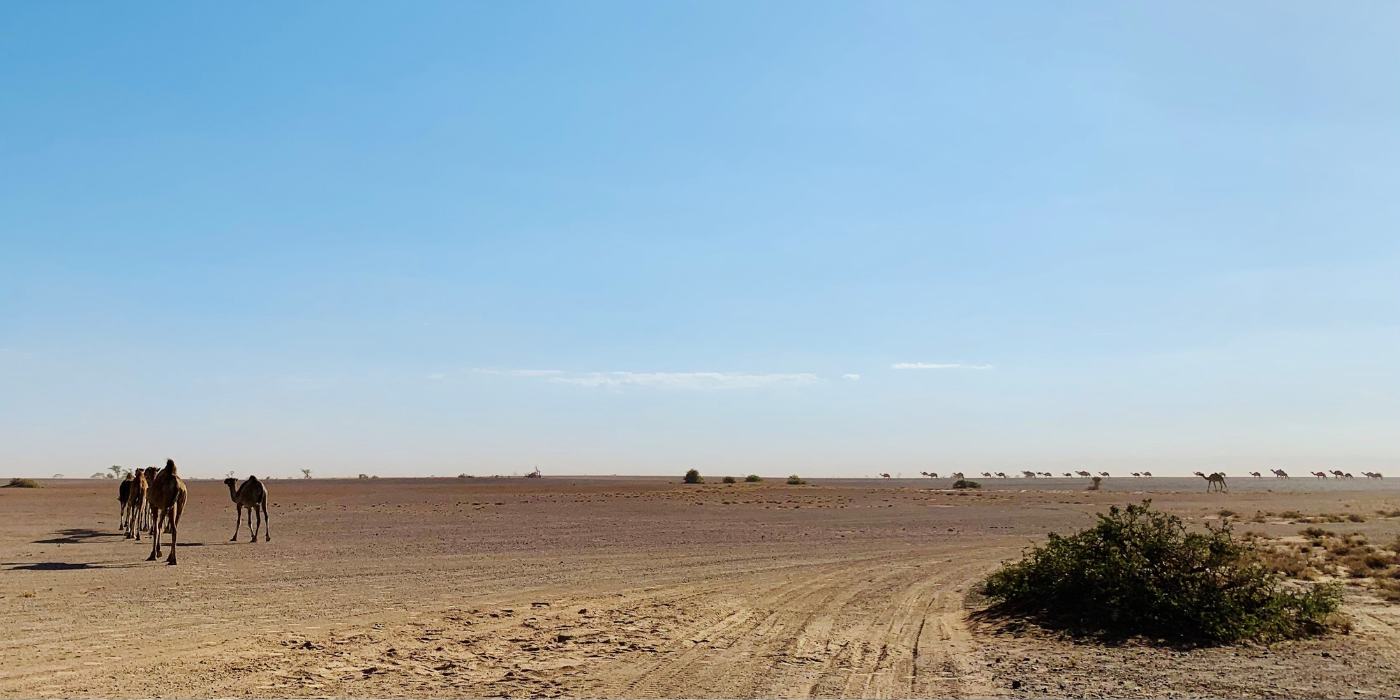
[
  {"left": 722, "top": 476, "right": 737, "bottom": 484},
  {"left": 53, "top": 473, "right": 64, "bottom": 478},
  {"left": 745, "top": 474, "right": 762, "bottom": 482},
  {"left": 359, "top": 474, "right": 369, "bottom": 479},
  {"left": 787, "top": 475, "right": 806, "bottom": 485},
  {"left": 683, "top": 469, "right": 703, "bottom": 484},
  {"left": 108, "top": 465, "right": 123, "bottom": 478},
  {"left": 301, "top": 468, "right": 312, "bottom": 479},
  {"left": 91, "top": 472, "right": 106, "bottom": 478}
]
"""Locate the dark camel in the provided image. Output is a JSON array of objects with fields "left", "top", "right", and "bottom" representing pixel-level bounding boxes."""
[
  {"left": 224, "top": 476, "right": 271, "bottom": 542},
  {"left": 147, "top": 459, "right": 188, "bottom": 565}
]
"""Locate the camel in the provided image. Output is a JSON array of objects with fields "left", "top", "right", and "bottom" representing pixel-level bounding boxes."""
[
  {"left": 118, "top": 473, "right": 133, "bottom": 531},
  {"left": 1039, "top": 472, "right": 1052, "bottom": 477},
  {"left": 1022, "top": 471, "right": 1037, "bottom": 478},
  {"left": 1272, "top": 469, "right": 1289, "bottom": 478},
  {"left": 995, "top": 472, "right": 1008, "bottom": 478},
  {"left": 920, "top": 471, "right": 939, "bottom": 478},
  {"left": 951, "top": 472, "right": 965, "bottom": 480},
  {"left": 1330, "top": 470, "right": 1346, "bottom": 478},
  {"left": 1076, "top": 471, "right": 1091, "bottom": 477},
  {"left": 1142, "top": 471, "right": 1152, "bottom": 477},
  {"left": 125, "top": 470, "right": 148, "bottom": 540},
  {"left": 1099, "top": 472, "right": 1110, "bottom": 477},
  {"left": 146, "top": 459, "right": 188, "bottom": 565},
  {"left": 879, "top": 473, "right": 891, "bottom": 479},
  {"left": 1194, "top": 471, "right": 1227, "bottom": 492},
  {"left": 982, "top": 472, "right": 993, "bottom": 478},
  {"left": 1250, "top": 471, "right": 1262, "bottom": 478},
  {"left": 1312, "top": 471, "right": 1329, "bottom": 479},
  {"left": 1364, "top": 472, "right": 1383, "bottom": 479},
  {"left": 1131, "top": 472, "right": 1141, "bottom": 477},
  {"left": 1343, "top": 473, "right": 1354, "bottom": 479},
  {"left": 224, "top": 476, "right": 271, "bottom": 542},
  {"left": 1062, "top": 473, "right": 1072, "bottom": 477},
  {"left": 141, "top": 466, "right": 159, "bottom": 537}
]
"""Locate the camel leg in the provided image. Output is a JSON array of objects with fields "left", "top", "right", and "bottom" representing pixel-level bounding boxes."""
[
  {"left": 167, "top": 499, "right": 183, "bottom": 565},
  {"left": 250, "top": 505, "right": 260, "bottom": 542},
  {"left": 231, "top": 505, "right": 243, "bottom": 542},
  {"left": 148, "top": 509, "right": 164, "bottom": 561},
  {"left": 133, "top": 501, "right": 142, "bottom": 541},
  {"left": 261, "top": 501, "right": 271, "bottom": 542}
]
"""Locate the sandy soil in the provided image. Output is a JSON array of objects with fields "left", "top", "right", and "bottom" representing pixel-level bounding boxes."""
[{"left": 3, "top": 475, "right": 1400, "bottom": 698}]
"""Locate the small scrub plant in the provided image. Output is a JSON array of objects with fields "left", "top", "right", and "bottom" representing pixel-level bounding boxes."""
[
  {"left": 1218, "top": 509, "right": 1236, "bottom": 518},
  {"left": 722, "top": 476, "right": 737, "bottom": 484},
  {"left": 3, "top": 478, "right": 40, "bottom": 488},
  {"left": 981, "top": 500, "right": 1341, "bottom": 644},
  {"left": 952, "top": 479, "right": 981, "bottom": 489},
  {"left": 745, "top": 474, "right": 762, "bottom": 483},
  {"left": 787, "top": 475, "right": 806, "bottom": 485},
  {"left": 1087, "top": 476, "right": 1102, "bottom": 490},
  {"left": 683, "top": 469, "right": 704, "bottom": 484}
]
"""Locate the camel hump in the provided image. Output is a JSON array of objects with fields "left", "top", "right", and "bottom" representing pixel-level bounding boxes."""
[
  {"left": 165, "top": 459, "right": 178, "bottom": 475},
  {"left": 246, "top": 474, "right": 260, "bottom": 483}
]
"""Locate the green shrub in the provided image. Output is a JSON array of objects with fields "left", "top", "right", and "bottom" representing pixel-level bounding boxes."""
[
  {"left": 3, "top": 478, "right": 40, "bottom": 488},
  {"left": 1346, "top": 513, "right": 1366, "bottom": 523},
  {"left": 722, "top": 475, "right": 737, "bottom": 484},
  {"left": 952, "top": 479, "right": 981, "bottom": 489},
  {"left": 981, "top": 500, "right": 1340, "bottom": 644},
  {"left": 683, "top": 469, "right": 703, "bottom": 484},
  {"left": 745, "top": 474, "right": 762, "bottom": 483},
  {"left": 787, "top": 475, "right": 806, "bottom": 485}
]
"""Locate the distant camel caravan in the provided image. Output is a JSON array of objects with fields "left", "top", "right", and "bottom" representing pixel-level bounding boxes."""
[
  {"left": 224, "top": 476, "right": 271, "bottom": 542},
  {"left": 147, "top": 459, "right": 188, "bottom": 565},
  {"left": 1194, "top": 471, "right": 1228, "bottom": 492}
]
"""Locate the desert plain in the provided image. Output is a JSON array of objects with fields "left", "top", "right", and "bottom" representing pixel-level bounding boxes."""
[{"left": 3, "top": 475, "right": 1400, "bottom": 699}]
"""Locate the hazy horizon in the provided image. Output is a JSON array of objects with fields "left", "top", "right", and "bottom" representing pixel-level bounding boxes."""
[{"left": 3, "top": 2, "right": 1398, "bottom": 479}]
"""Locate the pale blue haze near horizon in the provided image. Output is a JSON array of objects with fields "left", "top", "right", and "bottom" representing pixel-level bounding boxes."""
[{"left": 2, "top": 2, "right": 1397, "bottom": 478}]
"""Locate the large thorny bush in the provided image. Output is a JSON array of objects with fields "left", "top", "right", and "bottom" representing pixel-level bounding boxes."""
[{"left": 982, "top": 500, "right": 1340, "bottom": 644}]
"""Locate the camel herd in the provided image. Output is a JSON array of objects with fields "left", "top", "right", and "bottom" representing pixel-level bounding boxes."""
[
  {"left": 116, "top": 459, "right": 269, "bottom": 566},
  {"left": 902, "top": 468, "right": 1384, "bottom": 492}
]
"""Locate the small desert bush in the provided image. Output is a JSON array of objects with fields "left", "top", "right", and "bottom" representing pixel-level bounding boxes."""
[
  {"left": 1218, "top": 509, "right": 1237, "bottom": 518},
  {"left": 1280, "top": 510, "right": 1304, "bottom": 520},
  {"left": 952, "top": 479, "right": 981, "bottom": 489},
  {"left": 3, "top": 478, "right": 40, "bottom": 488},
  {"left": 1377, "top": 509, "right": 1400, "bottom": 518},
  {"left": 722, "top": 475, "right": 737, "bottom": 484},
  {"left": 683, "top": 469, "right": 703, "bottom": 484},
  {"left": 1301, "top": 526, "right": 1330, "bottom": 539},
  {"left": 981, "top": 500, "right": 1341, "bottom": 644},
  {"left": 1087, "top": 476, "right": 1102, "bottom": 490},
  {"left": 787, "top": 475, "right": 806, "bottom": 485},
  {"left": 1347, "top": 513, "right": 1366, "bottom": 523},
  {"left": 745, "top": 474, "right": 762, "bottom": 483}
]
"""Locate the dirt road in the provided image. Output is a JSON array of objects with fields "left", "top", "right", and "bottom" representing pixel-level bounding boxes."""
[{"left": 3, "top": 476, "right": 1400, "bottom": 698}]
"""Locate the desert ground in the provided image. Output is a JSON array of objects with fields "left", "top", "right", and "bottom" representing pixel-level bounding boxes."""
[{"left": 4, "top": 475, "right": 1400, "bottom": 699}]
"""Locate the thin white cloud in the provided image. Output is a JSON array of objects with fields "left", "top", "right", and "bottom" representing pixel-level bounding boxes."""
[
  {"left": 842, "top": 373, "right": 861, "bottom": 380},
  {"left": 465, "top": 370, "right": 820, "bottom": 390},
  {"left": 892, "top": 362, "right": 994, "bottom": 370},
  {"left": 471, "top": 368, "right": 565, "bottom": 377},
  {"left": 551, "top": 371, "right": 820, "bottom": 390},
  {"left": 428, "top": 373, "right": 446, "bottom": 380}
]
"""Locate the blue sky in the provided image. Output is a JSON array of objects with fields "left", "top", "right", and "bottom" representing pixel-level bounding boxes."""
[{"left": 2, "top": 2, "right": 1397, "bottom": 478}]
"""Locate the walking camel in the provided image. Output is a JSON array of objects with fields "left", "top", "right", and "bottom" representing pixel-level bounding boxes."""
[
  {"left": 117, "top": 473, "right": 133, "bottom": 531},
  {"left": 1272, "top": 469, "right": 1289, "bottom": 478},
  {"left": 1131, "top": 472, "right": 1141, "bottom": 477},
  {"left": 994, "top": 472, "right": 1008, "bottom": 478},
  {"left": 1194, "top": 471, "right": 1228, "bottom": 492},
  {"left": 1076, "top": 471, "right": 1091, "bottom": 477},
  {"left": 1330, "top": 470, "right": 1346, "bottom": 478},
  {"left": 1364, "top": 472, "right": 1384, "bottom": 479},
  {"left": 125, "top": 469, "right": 148, "bottom": 540},
  {"left": 1249, "top": 471, "right": 1262, "bottom": 478},
  {"left": 146, "top": 459, "right": 188, "bottom": 565},
  {"left": 879, "top": 473, "right": 891, "bottom": 479},
  {"left": 224, "top": 476, "right": 271, "bottom": 542},
  {"left": 920, "top": 471, "right": 939, "bottom": 478},
  {"left": 1142, "top": 471, "right": 1152, "bottom": 477},
  {"left": 1312, "top": 471, "right": 1329, "bottom": 479}
]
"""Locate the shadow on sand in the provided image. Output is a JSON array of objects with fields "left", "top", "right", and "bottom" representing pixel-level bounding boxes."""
[
  {"left": 2, "top": 561, "right": 144, "bottom": 571},
  {"left": 33, "top": 528, "right": 127, "bottom": 545}
]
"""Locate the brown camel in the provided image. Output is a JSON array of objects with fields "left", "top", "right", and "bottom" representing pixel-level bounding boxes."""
[
  {"left": 879, "top": 473, "right": 891, "bottom": 479},
  {"left": 224, "top": 476, "right": 271, "bottom": 542},
  {"left": 125, "top": 470, "right": 148, "bottom": 540},
  {"left": 146, "top": 459, "right": 188, "bottom": 565},
  {"left": 141, "top": 466, "right": 159, "bottom": 537},
  {"left": 1272, "top": 469, "right": 1289, "bottom": 478},
  {"left": 1194, "top": 471, "right": 1228, "bottom": 492}
]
